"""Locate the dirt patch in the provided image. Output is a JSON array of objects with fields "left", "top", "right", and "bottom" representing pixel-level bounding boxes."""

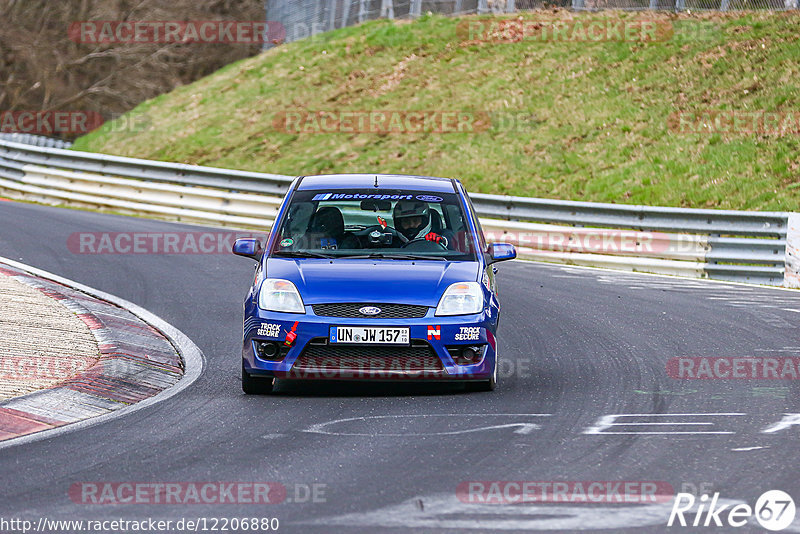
[{"left": 372, "top": 54, "right": 419, "bottom": 97}]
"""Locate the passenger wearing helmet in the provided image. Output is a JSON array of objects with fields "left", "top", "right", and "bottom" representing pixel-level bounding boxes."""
[{"left": 392, "top": 200, "right": 447, "bottom": 246}]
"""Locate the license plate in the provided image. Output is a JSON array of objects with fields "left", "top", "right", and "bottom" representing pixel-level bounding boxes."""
[{"left": 330, "top": 326, "right": 409, "bottom": 345}]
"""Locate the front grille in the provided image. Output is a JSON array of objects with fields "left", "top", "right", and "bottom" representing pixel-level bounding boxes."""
[
  {"left": 292, "top": 339, "right": 444, "bottom": 373},
  {"left": 312, "top": 303, "right": 428, "bottom": 319}
]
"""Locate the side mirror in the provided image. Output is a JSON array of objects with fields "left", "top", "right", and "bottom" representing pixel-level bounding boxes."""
[
  {"left": 486, "top": 243, "right": 516, "bottom": 264},
  {"left": 232, "top": 238, "right": 263, "bottom": 261}
]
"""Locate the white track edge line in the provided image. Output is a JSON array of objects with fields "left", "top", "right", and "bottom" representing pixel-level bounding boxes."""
[{"left": 513, "top": 258, "right": 800, "bottom": 294}]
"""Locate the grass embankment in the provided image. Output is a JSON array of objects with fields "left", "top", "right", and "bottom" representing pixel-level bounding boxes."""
[{"left": 73, "top": 11, "right": 800, "bottom": 210}]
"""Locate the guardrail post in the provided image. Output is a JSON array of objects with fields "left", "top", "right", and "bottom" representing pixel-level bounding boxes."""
[
  {"left": 410, "top": 0, "right": 422, "bottom": 17},
  {"left": 506, "top": 0, "right": 516, "bottom": 12},
  {"left": 478, "top": 0, "right": 489, "bottom": 14},
  {"left": 262, "top": 0, "right": 270, "bottom": 51},
  {"left": 358, "top": 0, "right": 367, "bottom": 23},
  {"left": 341, "top": 0, "right": 352, "bottom": 27},
  {"left": 785, "top": 214, "right": 800, "bottom": 288},
  {"left": 381, "top": 0, "right": 394, "bottom": 18},
  {"left": 328, "top": 0, "right": 338, "bottom": 30},
  {"left": 708, "top": 233, "right": 720, "bottom": 265}
]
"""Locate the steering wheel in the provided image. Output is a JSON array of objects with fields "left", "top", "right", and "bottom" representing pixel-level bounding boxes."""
[
  {"left": 353, "top": 225, "right": 408, "bottom": 244},
  {"left": 401, "top": 236, "right": 448, "bottom": 250}
]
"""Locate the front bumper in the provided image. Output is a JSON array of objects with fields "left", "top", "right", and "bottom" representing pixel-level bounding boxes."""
[{"left": 242, "top": 305, "right": 497, "bottom": 381}]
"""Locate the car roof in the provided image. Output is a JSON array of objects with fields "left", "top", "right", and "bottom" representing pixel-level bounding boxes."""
[{"left": 296, "top": 174, "right": 459, "bottom": 193}]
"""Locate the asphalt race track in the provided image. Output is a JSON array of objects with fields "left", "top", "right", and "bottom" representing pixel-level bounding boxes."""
[{"left": 2, "top": 200, "right": 800, "bottom": 532}]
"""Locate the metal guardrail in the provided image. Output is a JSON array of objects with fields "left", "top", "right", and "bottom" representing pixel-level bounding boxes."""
[
  {"left": 0, "top": 138, "right": 292, "bottom": 196},
  {"left": 266, "top": 0, "right": 798, "bottom": 47},
  {"left": 0, "top": 138, "right": 795, "bottom": 287},
  {"left": 0, "top": 133, "right": 72, "bottom": 150},
  {"left": 469, "top": 193, "right": 788, "bottom": 237},
  {"left": 471, "top": 193, "right": 790, "bottom": 285}
]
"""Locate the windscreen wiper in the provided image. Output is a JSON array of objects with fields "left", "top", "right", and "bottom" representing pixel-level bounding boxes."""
[
  {"left": 338, "top": 253, "right": 446, "bottom": 261},
  {"left": 272, "top": 251, "right": 336, "bottom": 259}
]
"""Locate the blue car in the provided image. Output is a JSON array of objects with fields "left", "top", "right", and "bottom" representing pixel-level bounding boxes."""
[{"left": 233, "top": 174, "right": 516, "bottom": 394}]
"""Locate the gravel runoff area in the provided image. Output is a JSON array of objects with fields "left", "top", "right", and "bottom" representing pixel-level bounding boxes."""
[{"left": 0, "top": 272, "right": 99, "bottom": 400}]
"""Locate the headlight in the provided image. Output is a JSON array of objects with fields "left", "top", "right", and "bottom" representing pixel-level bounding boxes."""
[
  {"left": 435, "top": 282, "right": 484, "bottom": 316},
  {"left": 258, "top": 279, "right": 305, "bottom": 314}
]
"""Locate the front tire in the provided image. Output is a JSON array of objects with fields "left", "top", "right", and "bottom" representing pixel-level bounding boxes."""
[
  {"left": 466, "top": 351, "right": 497, "bottom": 392},
  {"left": 242, "top": 361, "right": 275, "bottom": 394}
]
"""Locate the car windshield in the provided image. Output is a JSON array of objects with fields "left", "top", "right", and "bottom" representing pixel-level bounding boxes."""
[{"left": 270, "top": 189, "right": 479, "bottom": 261}]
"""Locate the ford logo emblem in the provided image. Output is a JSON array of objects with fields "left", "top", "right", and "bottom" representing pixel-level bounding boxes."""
[
  {"left": 416, "top": 195, "right": 443, "bottom": 203},
  {"left": 359, "top": 306, "right": 381, "bottom": 316}
]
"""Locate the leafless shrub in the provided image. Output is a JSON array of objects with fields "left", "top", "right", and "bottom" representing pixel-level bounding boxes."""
[{"left": 0, "top": 0, "right": 263, "bottom": 138}]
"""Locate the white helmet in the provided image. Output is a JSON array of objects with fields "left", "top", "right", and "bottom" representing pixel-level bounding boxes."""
[{"left": 393, "top": 200, "right": 432, "bottom": 240}]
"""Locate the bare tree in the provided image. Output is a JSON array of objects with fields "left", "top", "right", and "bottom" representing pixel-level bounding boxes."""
[{"left": 0, "top": 0, "right": 264, "bottom": 137}]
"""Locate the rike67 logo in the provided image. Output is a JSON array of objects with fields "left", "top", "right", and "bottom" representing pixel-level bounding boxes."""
[{"left": 668, "top": 490, "right": 796, "bottom": 531}]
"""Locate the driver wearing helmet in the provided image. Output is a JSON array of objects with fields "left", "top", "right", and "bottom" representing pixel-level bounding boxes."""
[{"left": 392, "top": 200, "right": 447, "bottom": 246}]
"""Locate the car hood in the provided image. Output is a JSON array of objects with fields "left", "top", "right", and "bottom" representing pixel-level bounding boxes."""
[{"left": 265, "top": 258, "right": 480, "bottom": 306}]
